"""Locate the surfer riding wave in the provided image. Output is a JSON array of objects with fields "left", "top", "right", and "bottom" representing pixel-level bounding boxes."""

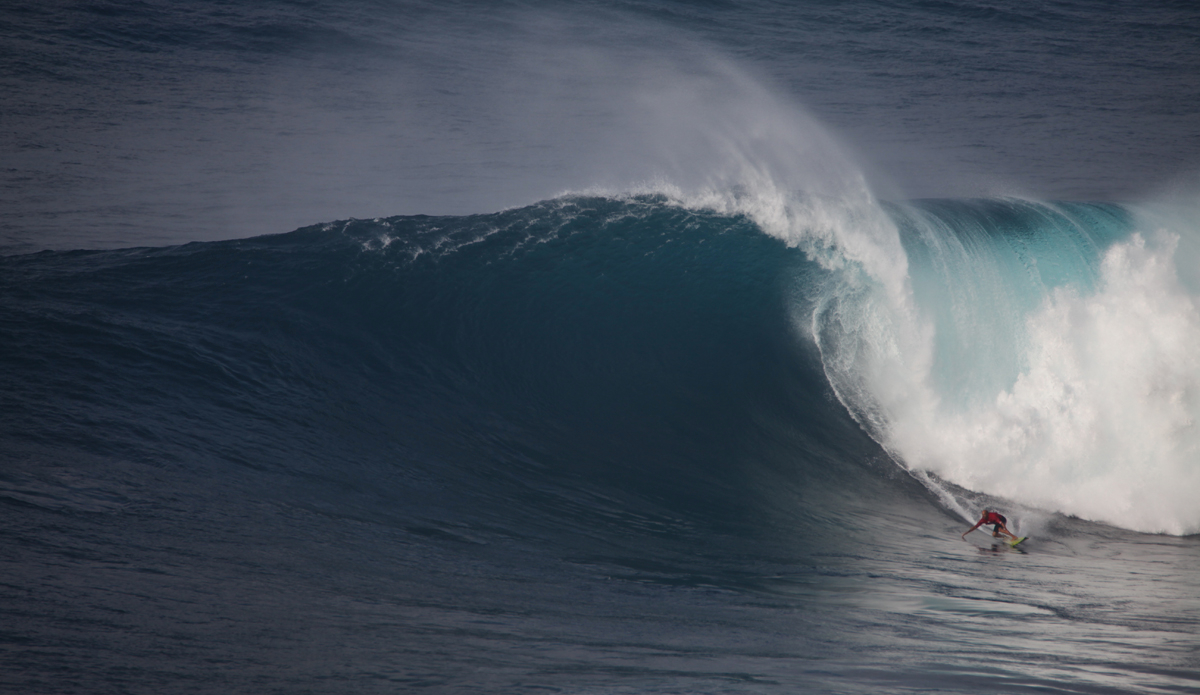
[{"left": 962, "top": 510, "right": 1019, "bottom": 542}]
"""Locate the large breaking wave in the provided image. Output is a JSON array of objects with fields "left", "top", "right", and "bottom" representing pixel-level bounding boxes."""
[{"left": 5, "top": 188, "right": 1199, "bottom": 536}]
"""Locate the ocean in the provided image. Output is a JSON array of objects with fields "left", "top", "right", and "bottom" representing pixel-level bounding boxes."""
[{"left": 2, "top": 1, "right": 1199, "bottom": 693}]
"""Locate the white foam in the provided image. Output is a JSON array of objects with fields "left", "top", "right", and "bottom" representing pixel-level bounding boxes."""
[
  {"left": 832, "top": 221, "right": 1200, "bottom": 535},
  {"left": 901, "top": 231, "right": 1200, "bottom": 534}
]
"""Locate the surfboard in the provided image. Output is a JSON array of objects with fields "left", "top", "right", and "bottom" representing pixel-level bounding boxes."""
[{"left": 1008, "top": 536, "right": 1027, "bottom": 547}]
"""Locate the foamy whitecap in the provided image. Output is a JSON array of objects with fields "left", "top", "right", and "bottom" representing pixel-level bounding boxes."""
[
  {"left": 900, "top": 231, "right": 1200, "bottom": 534},
  {"left": 815, "top": 201, "right": 1200, "bottom": 535}
]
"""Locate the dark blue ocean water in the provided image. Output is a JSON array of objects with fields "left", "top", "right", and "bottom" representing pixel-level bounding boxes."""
[{"left": 3, "top": 2, "right": 1200, "bottom": 693}]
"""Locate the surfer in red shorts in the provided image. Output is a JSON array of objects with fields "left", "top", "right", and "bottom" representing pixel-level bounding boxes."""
[{"left": 962, "top": 509, "right": 1019, "bottom": 541}]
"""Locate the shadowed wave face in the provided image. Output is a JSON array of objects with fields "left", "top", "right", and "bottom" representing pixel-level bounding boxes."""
[{"left": 0, "top": 196, "right": 891, "bottom": 546}]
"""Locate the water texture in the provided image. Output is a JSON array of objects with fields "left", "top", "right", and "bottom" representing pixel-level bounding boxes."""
[{"left": 2, "top": 1, "right": 1199, "bottom": 693}]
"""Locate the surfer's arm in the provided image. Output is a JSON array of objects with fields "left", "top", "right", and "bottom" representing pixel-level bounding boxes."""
[{"left": 961, "top": 521, "right": 983, "bottom": 538}]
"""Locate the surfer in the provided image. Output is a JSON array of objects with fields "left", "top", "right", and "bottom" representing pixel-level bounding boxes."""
[{"left": 962, "top": 509, "right": 1019, "bottom": 541}]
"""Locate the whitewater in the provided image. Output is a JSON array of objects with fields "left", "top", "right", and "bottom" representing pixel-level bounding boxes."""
[
  {"left": 2, "top": 1, "right": 1199, "bottom": 693},
  {"left": 777, "top": 188, "right": 1200, "bottom": 536}
]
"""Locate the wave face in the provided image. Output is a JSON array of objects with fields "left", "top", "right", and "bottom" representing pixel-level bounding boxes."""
[
  {"left": 4, "top": 194, "right": 1200, "bottom": 693},
  {"left": 0, "top": 197, "right": 892, "bottom": 542},
  {"left": 5, "top": 194, "right": 1199, "bottom": 538}
]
